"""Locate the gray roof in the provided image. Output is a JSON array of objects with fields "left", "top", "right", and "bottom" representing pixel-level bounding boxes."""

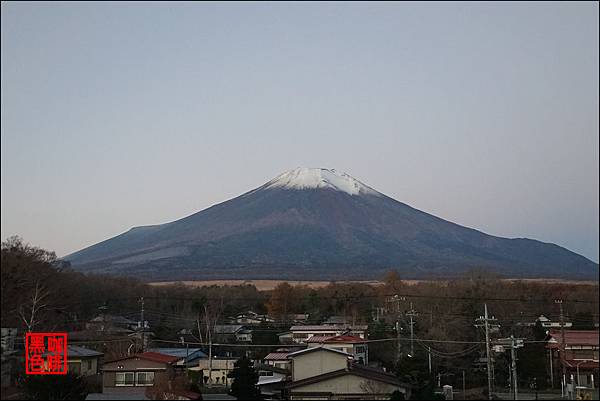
[
  {"left": 214, "top": 325, "right": 245, "bottom": 334},
  {"left": 85, "top": 394, "right": 149, "bottom": 400},
  {"left": 68, "top": 345, "right": 104, "bottom": 358}
]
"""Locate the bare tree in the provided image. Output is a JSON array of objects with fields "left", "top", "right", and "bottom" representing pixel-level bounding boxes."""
[{"left": 19, "top": 280, "right": 50, "bottom": 332}]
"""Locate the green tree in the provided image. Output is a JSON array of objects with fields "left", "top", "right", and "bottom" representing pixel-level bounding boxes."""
[
  {"left": 227, "top": 356, "right": 261, "bottom": 400},
  {"left": 23, "top": 371, "right": 88, "bottom": 400},
  {"left": 395, "top": 353, "right": 442, "bottom": 400}
]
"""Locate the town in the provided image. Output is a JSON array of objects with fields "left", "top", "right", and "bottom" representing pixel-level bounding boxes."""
[{"left": 1, "top": 238, "right": 598, "bottom": 400}]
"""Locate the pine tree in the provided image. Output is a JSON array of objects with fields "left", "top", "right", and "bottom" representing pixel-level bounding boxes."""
[{"left": 227, "top": 356, "right": 261, "bottom": 400}]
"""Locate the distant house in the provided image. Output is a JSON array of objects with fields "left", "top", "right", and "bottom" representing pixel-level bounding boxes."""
[
  {"left": 213, "top": 325, "right": 252, "bottom": 343},
  {"left": 518, "top": 314, "right": 574, "bottom": 328},
  {"left": 293, "top": 314, "right": 310, "bottom": 325},
  {"left": 0, "top": 328, "right": 18, "bottom": 353},
  {"left": 306, "top": 335, "right": 368, "bottom": 365},
  {"left": 146, "top": 348, "right": 207, "bottom": 368},
  {"left": 286, "top": 347, "right": 411, "bottom": 400},
  {"left": 323, "top": 316, "right": 351, "bottom": 325},
  {"left": 546, "top": 330, "right": 599, "bottom": 389},
  {"left": 101, "top": 352, "right": 179, "bottom": 396},
  {"left": 289, "top": 325, "right": 368, "bottom": 344},
  {"left": 229, "top": 311, "right": 274, "bottom": 325},
  {"left": 86, "top": 314, "right": 138, "bottom": 335},
  {"left": 66, "top": 345, "right": 104, "bottom": 377}
]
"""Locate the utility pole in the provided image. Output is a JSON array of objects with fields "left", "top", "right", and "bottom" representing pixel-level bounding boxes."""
[
  {"left": 98, "top": 304, "right": 108, "bottom": 336},
  {"left": 511, "top": 336, "right": 518, "bottom": 401},
  {"left": 205, "top": 305, "right": 213, "bottom": 388},
  {"left": 139, "top": 297, "right": 145, "bottom": 353},
  {"left": 555, "top": 299, "right": 567, "bottom": 395},
  {"left": 428, "top": 346, "right": 432, "bottom": 374},
  {"left": 475, "top": 304, "right": 498, "bottom": 400},
  {"left": 407, "top": 302, "right": 418, "bottom": 355},
  {"left": 391, "top": 295, "right": 406, "bottom": 363}
]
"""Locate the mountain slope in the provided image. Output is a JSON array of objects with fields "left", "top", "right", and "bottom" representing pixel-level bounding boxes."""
[{"left": 65, "top": 168, "right": 598, "bottom": 280}]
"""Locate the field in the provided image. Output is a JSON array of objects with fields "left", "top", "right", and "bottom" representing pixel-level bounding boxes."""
[{"left": 147, "top": 278, "right": 597, "bottom": 291}]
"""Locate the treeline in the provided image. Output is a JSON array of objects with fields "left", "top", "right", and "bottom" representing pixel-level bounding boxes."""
[{"left": 2, "top": 237, "right": 598, "bottom": 341}]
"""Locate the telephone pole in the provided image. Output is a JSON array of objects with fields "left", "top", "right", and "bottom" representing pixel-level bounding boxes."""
[
  {"left": 555, "top": 299, "right": 567, "bottom": 397},
  {"left": 510, "top": 336, "right": 518, "bottom": 401},
  {"left": 475, "top": 304, "right": 499, "bottom": 400},
  {"left": 139, "top": 297, "right": 145, "bottom": 353},
  {"left": 406, "top": 302, "right": 418, "bottom": 355}
]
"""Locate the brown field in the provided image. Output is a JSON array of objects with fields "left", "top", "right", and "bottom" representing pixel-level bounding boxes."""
[{"left": 147, "top": 278, "right": 596, "bottom": 291}]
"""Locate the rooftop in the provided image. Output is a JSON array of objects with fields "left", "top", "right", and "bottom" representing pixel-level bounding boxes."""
[{"left": 546, "top": 330, "right": 599, "bottom": 348}]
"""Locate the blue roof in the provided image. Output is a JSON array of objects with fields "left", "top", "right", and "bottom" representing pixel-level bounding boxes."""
[{"left": 147, "top": 347, "right": 207, "bottom": 360}]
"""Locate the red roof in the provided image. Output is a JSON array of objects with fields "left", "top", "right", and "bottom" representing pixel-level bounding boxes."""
[
  {"left": 138, "top": 351, "right": 180, "bottom": 364},
  {"left": 546, "top": 330, "right": 599, "bottom": 348},
  {"left": 264, "top": 352, "right": 290, "bottom": 360},
  {"left": 306, "top": 335, "right": 366, "bottom": 344},
  {"left": 563, "top": 360, "right": 599, "bottom": 369}
]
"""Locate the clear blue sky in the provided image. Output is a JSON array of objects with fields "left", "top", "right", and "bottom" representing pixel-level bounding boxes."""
[{"left": 1, "top": 2, "right": 598, "bottom": 262}]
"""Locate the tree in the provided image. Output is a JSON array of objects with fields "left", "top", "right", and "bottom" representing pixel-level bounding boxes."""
[
  {"left": 395, "top": 353, "right": 441, "bottom": 400},
  {"left": 266, "top": 282, "right": 294, "bottom": 321},
  {"left": 572, "top": 311, "right": 595, "bottom": 330},
  {"left": 23, "top": 371, "right": 88, "bottom": 400},
  {"left": 227, "top": 356, "right": 261, "bottom": 400}
]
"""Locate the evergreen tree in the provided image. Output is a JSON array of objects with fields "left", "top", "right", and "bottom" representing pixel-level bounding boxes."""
[
  {"left": 227, "top": 356, "right": 261, "bottom": 400},
  {"left": 23, "top": 371, "right": 88, "bottom": 400}
]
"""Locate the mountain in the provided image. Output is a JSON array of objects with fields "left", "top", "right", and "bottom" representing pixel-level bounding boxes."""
[{"left": 65, "top": 168, "right": 598, "bottom": 280}]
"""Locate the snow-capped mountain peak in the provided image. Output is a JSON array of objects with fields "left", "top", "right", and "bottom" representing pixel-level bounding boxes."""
[{"left": 264, "top": 168, "right": 380, "bottom": 196}]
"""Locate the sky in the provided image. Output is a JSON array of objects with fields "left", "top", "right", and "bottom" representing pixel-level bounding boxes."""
[{"left": 1, "top": 2, "right": 598, "bottom": 262}]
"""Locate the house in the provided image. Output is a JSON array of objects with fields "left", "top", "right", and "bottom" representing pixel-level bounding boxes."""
[
  {"left": 518, "top": 314, "right": 574, "bottom": 328},
  {"left": 285, "top": 347, "right": 411, "bottom": 400},
  {"left": 289, "top": 325, "right": 368, "bottom": 344},
  {"left": 0, "top": 328, "right": 17, "bottom": 354},
  {"left": 66, "top": 345, "right": 104, "bottom": 377},
  {"left": 229, "top": 311, "right": 274, "bottom": 325},
  {"left": 193, "top": 356, "right": 238, "bottom": 386},
  {"left": 306, "top": 335, "right": 368, "bottom": 365},
  {"left": 101, "top": 352, "right": 179, "bottom": 396},
  {"left": 546, "top": 330, "right": 599, "bottom": 389},
  {"left": 264, "top": 348, "right": 305, "bottom": 371},
  {"left": 86, "top": 314, "right": 138, "bottom": 335},
  {"left": 255, "top": 363, "right": 289, "bottom": 399},
  {"left": 146, "top": 348, "right": 207, "bottom": 368},
  {"left": 213, "top": 325, "right": 252, "bottom": 343},
  {"left": 323, "top": 316, "right": 351, "bottom": 325},
  {"left": 293, "top": 314, "right": 310, "bottom": 325},
  {"left": 278, "top": 331, "right": 294, "bottom": 344}
]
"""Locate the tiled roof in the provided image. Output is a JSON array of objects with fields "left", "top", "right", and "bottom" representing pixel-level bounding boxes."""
[
  {"left": 306, "top": 335, "right": 366, "bottom": 344},
  {"left": 287, "top": 363, "right": 412, "bottom": 389},
  {"left": 287, "top": 346, "right": 353, "bottom": 359},
  {"left": 264, "top": 352, "right": 290, "bottom": 360},
  {"left": 546, "top": 330, "right": 599, "bottom": 347},
  {"left": 563, "top": 360, "right": 599, "bottom": 369},
  {"left": 290, "top": 325, "right": 368, "bottom": 331},
  {"left": 67, "top": 345, "right": 104, "bottom": 358}
]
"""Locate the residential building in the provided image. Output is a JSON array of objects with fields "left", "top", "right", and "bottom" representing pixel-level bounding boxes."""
[
  {"left": 213, "top": 325, "right": 252, "bottom": 343},
  {"left": 518, "top": 314, "right": 574, "bottom": 328},
  {"left": 285, "top": 347, "right": 411, "bottom": 400},
  {"left": 306, "top": 335, "right": 368, "bottom": 365},
  {"left": 546, "top": 330, "right": 599, "bottom": 389},
  {"left": 255, "top": 363, "right": 289, "bottom": 399},
  {"left": 229, "top": 311, "right": 274, "bottom": 325},
  {"left": 86, "top": 314, "right": 138, "bottom": 335},
  {"left": 101, "top": 352, "right": 179, "bottom": 396},
  {"left": 289, "top": 325, "right": 368, "bottom": 344},
  {"left": 66, "top": 345, "right": 104, "bottom": 377},
  {"left": 264, "top": 348, "right": 305, "bottom": 371},
  {"left": 193, "top": 357, "right": 238, "bottom": 386},
  {"left": 0, "top": 328, "right": 17, "bottom": 354},
  {"left": 146, "top": 348, "right": 207, "bottom": 368}
]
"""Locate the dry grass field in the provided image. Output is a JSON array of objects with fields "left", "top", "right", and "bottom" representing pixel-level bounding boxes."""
[{"left": 147, "top": 278, "right": 596, "bottom": 291}]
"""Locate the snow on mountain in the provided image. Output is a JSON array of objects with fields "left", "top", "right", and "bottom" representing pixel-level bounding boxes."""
[{"left": 263, "top": 168, "right": 380, "bottom": 196}]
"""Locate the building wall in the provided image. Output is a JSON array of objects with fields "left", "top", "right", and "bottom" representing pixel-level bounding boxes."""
[
  {"left": 292, "top": 351, "right": 348, "bottom": 382},
  {"left": 290, "top": 374, "right": 405, "bottom": 400},
  {"left": 67, "top": 357, "right": 99, "bottom": 376}
]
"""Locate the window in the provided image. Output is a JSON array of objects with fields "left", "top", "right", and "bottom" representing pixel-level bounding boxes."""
[
  {"left": 115, "top": 372, "right": 135, "bottom": 386},
  {"left": 259, "top": 370, "right": 274, "bottom": 376},
  {"left": 136, "top": 371, "right": 155, "bottom": 386},
  {"left": 86, "top": 360, "right": 93, "bottom": 371}
]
